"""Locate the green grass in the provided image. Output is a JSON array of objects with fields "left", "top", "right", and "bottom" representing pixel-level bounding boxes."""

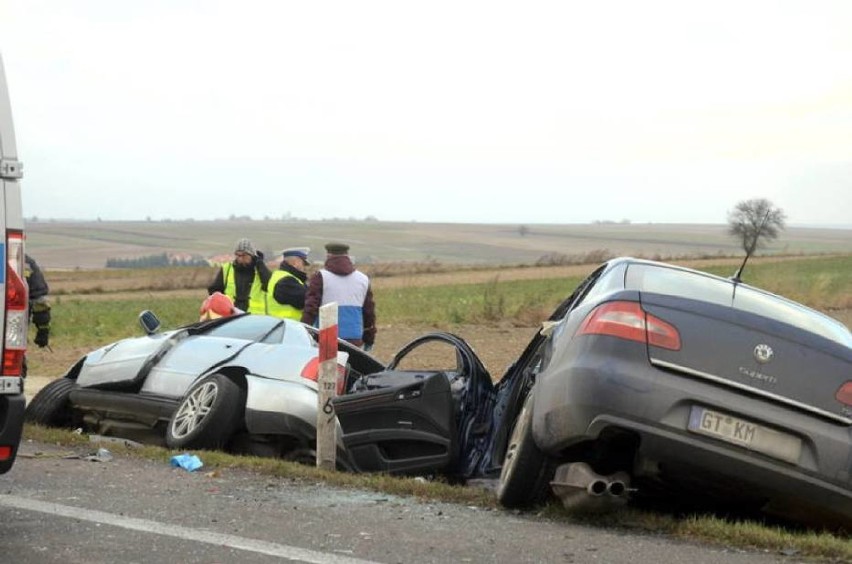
[
  {"left": 52, "top": 295, "right": 201, "bottom": 347},
  {"left": 42, "top": 255, "right": 850, "bottom": 352},
  {"left": 376, "top": 276, "right": 583, "bottom": 326},
  {"left": 698, "top": 255, "right": 852, "bottom": 310}
]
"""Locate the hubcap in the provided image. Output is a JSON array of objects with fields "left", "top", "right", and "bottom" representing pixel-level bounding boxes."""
[{"left": 171, "top": 381, "right": 218, "bottom": 439}]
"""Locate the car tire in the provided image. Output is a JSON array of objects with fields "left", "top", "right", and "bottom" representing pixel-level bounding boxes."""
[
  {"left": 496, "top": 391, "right": 553, "bottom": 508},
  {"left": 24, "top": 378, "right": 76, "bottom": 428},
  {"left": 165, "top": 373, "right": 244, "bottom": 450}
]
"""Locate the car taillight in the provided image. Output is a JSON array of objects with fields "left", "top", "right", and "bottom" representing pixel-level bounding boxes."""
[
  {"left": 0, "top": 446, "right": 12, "bottom": 461},
  {"left": 576, "top": 300, "right": 681, "bottom": 351},
  {"left": 3, "top": 230, "right": 26, "bottom": 376},
  {"left": 836, "top": 381, "right": 852, "bottom": 406},
  {"left": 300, "top": 357, "right": 346, "bottom": 395}
]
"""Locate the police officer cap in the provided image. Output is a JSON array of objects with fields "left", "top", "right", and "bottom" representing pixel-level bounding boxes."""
[
  {"left": 325, "top": 242, "right": 350, "bottom": 255},
  {"left": 281, "top": 247, "right": 311, "bottom": 265}
]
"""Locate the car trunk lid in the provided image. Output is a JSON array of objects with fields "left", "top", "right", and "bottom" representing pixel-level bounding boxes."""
[{"left": 641, "top": 291, "right": 851, "bottom": 423}]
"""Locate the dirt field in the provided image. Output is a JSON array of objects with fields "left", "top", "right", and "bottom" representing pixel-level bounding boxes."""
[{"left": 26, "top": 219, "right": 852, "bottom": 270}]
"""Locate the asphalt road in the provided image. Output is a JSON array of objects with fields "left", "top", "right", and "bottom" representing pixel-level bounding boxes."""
[{"left": 0, "top": 440, "right": 803, "bottom": 564}]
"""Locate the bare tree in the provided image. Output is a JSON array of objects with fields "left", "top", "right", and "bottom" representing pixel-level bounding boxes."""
[{"left": 727, "top": 198, "right": 786, "bottom": 281}]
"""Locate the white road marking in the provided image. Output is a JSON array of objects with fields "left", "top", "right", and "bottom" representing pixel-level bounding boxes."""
[{"left": 0, "top": 494, "right": 378, "bottom": 564}]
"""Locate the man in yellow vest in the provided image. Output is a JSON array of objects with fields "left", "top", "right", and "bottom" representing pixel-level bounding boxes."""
[
  {"left": 207, "top": 238, "right": 271, "bottom": 314},
  {"left": 266, "top": 247, "right": 310, "bottom": 320}
]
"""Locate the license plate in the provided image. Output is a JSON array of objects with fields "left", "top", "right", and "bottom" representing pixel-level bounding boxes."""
[{"left": 687, "top": 406, "right": 802, "bottom": 464}]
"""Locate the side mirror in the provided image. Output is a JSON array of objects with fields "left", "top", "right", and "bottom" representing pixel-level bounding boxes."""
[{"left": 138, "top": 310, "right": 161, "bottom": 335}]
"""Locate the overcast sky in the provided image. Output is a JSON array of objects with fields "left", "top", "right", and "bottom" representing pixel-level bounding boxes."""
[{"left": 1, "top": 1, "right": 851, "bottom": 226}]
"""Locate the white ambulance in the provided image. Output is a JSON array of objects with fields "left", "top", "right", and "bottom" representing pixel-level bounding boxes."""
[{"left": 0, "top": 53, "right": 28, "bottom": 474}]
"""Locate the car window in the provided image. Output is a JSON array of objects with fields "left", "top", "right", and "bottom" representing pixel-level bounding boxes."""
[
  {"left": 733, "top": 287, "right": 851, "bottom": 346},
  {"left": 573, "top": 263, "right": 622, "bottom": 310},
  {"left": 204, "top": 315, "right": 284, "bottom": 341},
  {"left": 625, "top": 263, "right": 851, "bottom": 347},
  {"left": 625, "top": 263, "right": 734, "bottom": 306},
  {"left": 549, "top": 264, "right": 609, "bottom": 320},
  {"left": 394, "top": 340, "right": 462, "bottom": 373}
]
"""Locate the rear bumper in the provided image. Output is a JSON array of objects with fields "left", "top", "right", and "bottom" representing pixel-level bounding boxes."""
[
  {"left": 585, "top": 412, "right": 852, "bottom": 526},
  {"left": 533, "top": 341, "right": 852, "bottom": 527},
  {"left": 0, "top": 393, "right": 26, "bottom": 474}
]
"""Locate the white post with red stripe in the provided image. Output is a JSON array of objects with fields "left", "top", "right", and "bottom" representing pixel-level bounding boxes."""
[{"left": 316, "top": 302, "right": 338, "bottom": 470}]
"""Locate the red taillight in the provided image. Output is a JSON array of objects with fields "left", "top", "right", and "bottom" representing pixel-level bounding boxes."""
[
  {"left": 836, "top": 382, "right": 852, "bottom": 406},
  {"left": 576, "top": 301, "right": 681, "bottom": 351},
  {"left": 0, "top": 446, "right": 12, "bottom": 461},
  {"left": 301, "top": 357, "right": 320, "bottom": 381},
  {"left": 3, "top": 230, "right": 27, "bottom": 376},
  {"left": 645, "top": 312, "right": 681, "bottom": 351},
  {"left": 301, "top": 357, "right": 346, "bottom": 394}
]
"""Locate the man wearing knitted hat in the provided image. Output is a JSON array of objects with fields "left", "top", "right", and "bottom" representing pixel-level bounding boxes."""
[
  {"left": 207, "top": 237, "right": 271, "bottom": 313},
  {"left": 301, "top": 242, "right": 376, "bottom": 350}
]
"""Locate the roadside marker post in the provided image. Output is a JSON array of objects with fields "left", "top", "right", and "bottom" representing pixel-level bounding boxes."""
[{"left": 317, "top": 302, "right": 338, "bottom": 470}]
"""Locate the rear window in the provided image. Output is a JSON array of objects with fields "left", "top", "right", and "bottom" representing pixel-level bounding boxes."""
[{"left": 625, "top": 263, "right": 851, "bottom": 347}]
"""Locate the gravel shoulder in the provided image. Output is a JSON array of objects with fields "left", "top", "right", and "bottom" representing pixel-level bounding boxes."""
[{"left": 1, "top": 440, "right": 795, "bottom": 564}]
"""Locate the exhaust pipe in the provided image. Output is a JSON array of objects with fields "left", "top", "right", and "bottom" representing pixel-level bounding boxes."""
[
  {"left": 607, "top": 480, "right": 627, "bottom": 497},
  {"left": 550, "top": 462, "right": 633, "bottom": 513}
]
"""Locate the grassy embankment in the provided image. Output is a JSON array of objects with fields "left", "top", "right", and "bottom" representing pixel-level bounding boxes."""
[
  {"left": 23, "top": 255, "right": 852, "bottom": 559},
  {"left": 40, "top": 254, "right": 852, "bottom": 347}
]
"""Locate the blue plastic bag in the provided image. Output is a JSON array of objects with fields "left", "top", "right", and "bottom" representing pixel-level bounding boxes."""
[{"left": 170, "top": 453, "right": 203, "bottom": 472}]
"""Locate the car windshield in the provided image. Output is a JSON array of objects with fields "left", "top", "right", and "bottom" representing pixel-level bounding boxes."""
[
  {"left": 203, "top": 315, "right": 284, "bottom": 342},
  {"left": 625, "top": 263, "right": 852, "bottom": 347}
]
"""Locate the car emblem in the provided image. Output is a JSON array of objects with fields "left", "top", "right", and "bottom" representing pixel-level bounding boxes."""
[{"left": 753, "top": 344, "right": 774, "bottom": 364}]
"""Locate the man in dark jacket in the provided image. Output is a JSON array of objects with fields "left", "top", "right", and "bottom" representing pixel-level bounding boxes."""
[
  {"left": 24, "top": 254, "right": 51, "bottom": 348},
  {"left": 207, "top": 238, "right": 271, "bottom": 313},
  {"left": 301, "top": 242, "right": 376, "bottom": 350},
  {"left": 266, "top": 247, "right": 310, "bottom": 320}
]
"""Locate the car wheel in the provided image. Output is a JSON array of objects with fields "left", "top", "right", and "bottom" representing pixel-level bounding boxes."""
[
  {"left": 25, "top": 378, "right": 76, "bottom": 428},
  {"left": 496, "top": 391, "right": 553, "bottom": 508},
  {"left": 165, "top": 373, "right": 244, "bottom": 450}
]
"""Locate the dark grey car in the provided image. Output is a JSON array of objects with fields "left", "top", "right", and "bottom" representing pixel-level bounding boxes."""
[
  {"left": 335, "top": 257, "right": 851, "bottom": 530},
  {"left": 495, "top": 258, "right": 851, "bottom": 528}
]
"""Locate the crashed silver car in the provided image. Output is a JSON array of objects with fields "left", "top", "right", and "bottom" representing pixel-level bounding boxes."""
[{"left": 26, "top": 313, "right": 384, "bottom": 464}]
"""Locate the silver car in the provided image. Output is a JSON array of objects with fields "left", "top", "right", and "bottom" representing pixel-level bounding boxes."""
[{"left": 26, "top": 313, "right": 384, "bottom": 464}]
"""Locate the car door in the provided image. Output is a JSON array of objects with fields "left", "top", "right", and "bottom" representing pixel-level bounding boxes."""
[{"left": 333, "top": 332, "right": 494, "bottom": 477}]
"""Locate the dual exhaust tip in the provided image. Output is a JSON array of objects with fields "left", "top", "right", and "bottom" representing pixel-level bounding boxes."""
[
  {"left": 550, "top": 462, "right": 634, "bottom": 513},
  {"left": 586, "top": 476, "right": 628, "bottom": 497}
]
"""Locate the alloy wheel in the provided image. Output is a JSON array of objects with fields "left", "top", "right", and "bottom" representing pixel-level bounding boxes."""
[{"left": 171, "top": 381, "right": 219, "bottom": 439}]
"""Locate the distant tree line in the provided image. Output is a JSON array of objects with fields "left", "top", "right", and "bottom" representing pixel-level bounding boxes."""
[{"left": 106, "top": 253, "right": 209, "bottom": 268}]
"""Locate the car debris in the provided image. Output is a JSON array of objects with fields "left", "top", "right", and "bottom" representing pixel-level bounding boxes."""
[{"left": 170, "top": 453, "right": 203, "bottom": 472}]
